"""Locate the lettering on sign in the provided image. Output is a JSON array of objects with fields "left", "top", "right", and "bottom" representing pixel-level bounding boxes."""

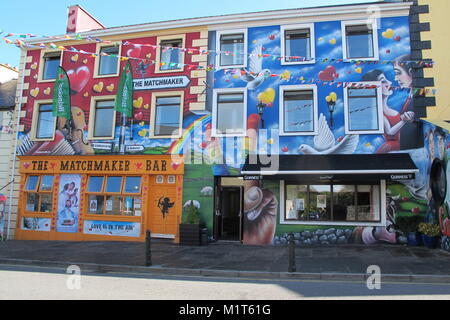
[{"left": 133, "top": 76, "right": 190, "bottom": 91}]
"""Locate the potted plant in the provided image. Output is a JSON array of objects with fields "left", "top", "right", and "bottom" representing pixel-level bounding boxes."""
[
  {"left": 395, "top": 215, "right": 423, "bottom": 246},
  {"left": 179, "top": 201, "right": 202, "bottom": 246},
  {"left": 418, "top": 222, "right": 441, "bottom": 249}
]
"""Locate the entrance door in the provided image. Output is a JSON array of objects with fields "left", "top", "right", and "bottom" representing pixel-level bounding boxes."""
[{"left": 218, "top": 186, "right": 243, "bottom": 241}]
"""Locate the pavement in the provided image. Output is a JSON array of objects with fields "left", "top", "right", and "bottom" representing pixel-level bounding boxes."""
[{"left": 1, "top": 240, "right": 450, "bottom": 283}]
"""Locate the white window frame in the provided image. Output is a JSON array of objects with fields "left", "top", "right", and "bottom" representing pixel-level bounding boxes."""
[
  {"left": 215, "top": 29, "right": 248, "bottom": 70},
  {"left": 343, "top": 81, "right": 384, "bottom": 135},
  {"left": 280, "top": 23, "right": 315, "bottom": 65},
  {"left": 212, "top": 88, "right": 247, "bottom": 138},
  {"left": 279, "top": 180, "right": 387, "bottom": 227},
  {"left": 37, "top": 50, "right": 63, "bottom": 83},
  {"left": 279, "top": 84, "right": 318, "bottom": 136},
  {"left": 341, "top": 19, "right": 379, "bottom": 62},
  {"left": 30, "top": 99, "right": 56, "bottom": 141},
  {"left": 149, "top": 91, "right": 184, "bottom": 139}
]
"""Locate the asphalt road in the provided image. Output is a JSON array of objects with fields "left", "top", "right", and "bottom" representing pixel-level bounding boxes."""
[{"left": 1, "top": 265, "right": 450, "bottom": 300}]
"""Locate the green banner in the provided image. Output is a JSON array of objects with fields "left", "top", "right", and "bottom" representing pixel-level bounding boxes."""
[
  {"left": 52, "top": 67, "right": 71, "bottom": 119},
  {"left": 115, "top": 61, "right": 133, "bottom": 118}
]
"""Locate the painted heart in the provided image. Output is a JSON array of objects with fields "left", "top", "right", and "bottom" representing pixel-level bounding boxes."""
[
  {"left": 355, "top": 67, "right": 363, "bottom": 74},
  {"left": 138, "top": 129, "right": 147, "bottom": 137},
  {"left": 139, "top": 121, "right": 145, "bottom": 127},
  {"left": 282, "top": 146, "right": 289, "bottom": 153},
  {"left": 127, "top": 45, "right": 142, "bottom": 58},
  {"left": 394, "top": 35, "right": 401, "bottom": 42},
  {"left": 133, "top": 97, "right": 143, "bottom": 108},
  {"left": 329, "top": 38, "right": 336, "bottom": 45},
  {"left": 23, "top": 162, "right": 31, "bottom": 169},
  {"left": 135, "top": 112, "right": 143, "bottom": 121},
  {"left": 146, "top": 53, "right": 152, "bottom": 59},
  {"left": 318, "top": 66, "right": 339, "bottom": 81},
  {"left": 382, "top": 28, "right": 394, "bottom": 39},
  {"left": 257, "top": 88, "right": 276, "bottom": 105},
  {"left": 106, "top": 84, "right": 115, "bottom": 92},
  {"left": 84, "top": 92, "right": 89, "bottom": 98},
  {"left": 83, "top": 59, "right": 88, "bottom": 64},
  {"left": 70, "top": 54, "right": 79, "bottom": 62},
  {"left": 30, "top": 62, "right": 38, "bottom": 70},
  {"left": 135, "top": 162, "right": 143, "bottom": 169},
  {"left": 43, "top": 87, "right": 51, "bottom": 95},
  {"left": 144, "top": 104, "right": 149, "bottom": 110},
  {"left": 67, "top": 66, "right": 90, "bottom": 93},
  {"left": 49, "top": 162, "right": 57, "bottom": 169},
  {"left": 171, "top": 162, "right": 181, "bottom": 170},
  {"left": 269, "top": 34, "right": 275, "bottom": 40},
  {"left": 30, "top": 88, "right": 39, "bottom": 98},
  {"left": 93, "top": 82, "right": 104, "bottom": 93}
]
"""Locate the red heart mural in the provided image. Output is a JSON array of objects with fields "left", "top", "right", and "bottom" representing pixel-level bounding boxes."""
[
  {"left": 67, "top": 66, "right": 90, "bottom": 93},
  {"left": 318, "top": 66, "right": 339, "bottom": 81},
  {"left": 23, "top": 162, "right": 31, "bottom": 169},
  {"left": 135, "top": 162, "right": 143, "bottom": 170},
  {"left": 127, "top": 45, "right": 142, "bottom": 58},
  {"left": 171, "top": 162, "right": 181, "bottom": 171}
]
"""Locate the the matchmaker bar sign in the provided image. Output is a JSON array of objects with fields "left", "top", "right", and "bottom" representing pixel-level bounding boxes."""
[
  {"left": 133, "top": 76, "right": 190, "bottom": 91},
  {"left": 19, "top": 156, "right": 184, "bottom": 175}
]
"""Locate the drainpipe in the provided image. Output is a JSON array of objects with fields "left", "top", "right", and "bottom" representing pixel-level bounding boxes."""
[{"left": 6, "top": 48, "right": 26, "bottom": 240}]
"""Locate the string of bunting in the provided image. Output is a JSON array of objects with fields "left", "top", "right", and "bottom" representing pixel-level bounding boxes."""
[
  {"left": 0, "top": 29, "right": 435, "bottom": 67},
  {"left": 0, "top": 32, "right": 437, "bottom": 95}
]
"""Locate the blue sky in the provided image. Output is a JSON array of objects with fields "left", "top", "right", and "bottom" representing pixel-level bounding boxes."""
[{"left": 0, "top": 0, "right": 374, "bottom": 68}]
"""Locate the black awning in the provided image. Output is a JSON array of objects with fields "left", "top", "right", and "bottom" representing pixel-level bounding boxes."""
[{"left": 242, "top": 153, "right": 418, "bottom": 180}]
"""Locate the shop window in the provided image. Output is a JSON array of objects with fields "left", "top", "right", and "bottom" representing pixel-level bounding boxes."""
[
  {"left": 280, "top": 85, "right": 318, "bottom": 136},
  {"left": 284, "top": 182, "right": 381, "bottom": 223},
  {"left": 281, "top": 24, "right": 315, "bottom": 64},
  {"left": 213, "top": 89, "right": 247, "bottom": 137},
  {"left": 216, "top": 29, "right": 247, "bottom": 68},
  {"left": 39, "top": 51, "right": 61, "bottom": 81},
  {"left": 31, "top": 101, "right": 56, "bottom": 141},
  {"left": 155, "top": 34, "right": 185, "bottom": 73},
  {"left": 88, "top": 97, "right": 117, "bottom": 140},
  {"left": 25, "top": 175, "right": 54, "bottom": 213},
  {"left": 344, "top": 83, "right": 383, "bottom": 134},
  {"left": 342, "top": 20, "right": 379, "bottom": 61},
  {"left": 86, "top": 176, "right": 142, "bottom": 216}
]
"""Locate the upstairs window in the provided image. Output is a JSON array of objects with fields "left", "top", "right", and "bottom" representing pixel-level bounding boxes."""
[
  {"left": 344, "top": 82, "right": 383, "bottom": 134},
  {"left": 160, "top": 39, "right": 183, "bottom": 71},
  {"left": 98, "top": 45, "right": 120, "bottom": 76},
  {"left": 88, "top": 97, "right": 116, "bottom": 140},
  {"left": 342, "top": 20, "right": 379, "bottom": 60},
  {"left": 31, "top": 101, "right": 56, "bottom": 141},
  {"left": 280, "top": 85, "right": 318, "bottom": 135},
  {"left": 150, "top": 92, "right": 184, "bottom": 138},
  {"left": 41, "top": 52, "right": 61, "bottom": 81},
  {"left": 213, "top": 89, "right": 246, "bottom": 137},
  {"left": 281, "top": 24, "right": 315, "bottom": 64},
  {"left": 217, "top": 30, "right": 247, "bottom": 68}
]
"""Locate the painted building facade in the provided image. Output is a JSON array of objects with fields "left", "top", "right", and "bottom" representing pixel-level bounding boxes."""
[{"left": 11, "top": 1, "right": 443, "bottom": 247}]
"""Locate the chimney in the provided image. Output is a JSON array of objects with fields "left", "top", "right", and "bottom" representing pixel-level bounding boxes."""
[{"left": 66, "top": 5, "right": 105, "bottom": 34}]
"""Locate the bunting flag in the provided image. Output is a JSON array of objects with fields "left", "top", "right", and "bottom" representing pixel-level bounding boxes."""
[
  {"left": 115, "top": 61, "right": 133, "bottom": 118},
  {"left": 52, "top": 67, "right": 71, "bottom": 120}
]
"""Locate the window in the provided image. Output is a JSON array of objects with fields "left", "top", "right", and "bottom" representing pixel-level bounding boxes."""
[
  {"left": 281, "top": 24, "right": 315, "bottom": 65},
  {"left": 88, "top": 97, "right": 116, "bottom": 140},
  {"left": 40, "top": 51, "right": 61, "bottom": 81},
  {"left": 25, "top": 175, "right": 54, "bottom": 213},
  {"left": 98, "top": 46, "right": 120, "bottom": 76},
  {"left": 86, "top": 176, "right": 142, "bottom": 216},
  {"left": 213, "top": 89, "right": 247, "bottom": 137},
  {"left": 150, "top": 92, "right": 184, "bottom": 138},
  {"left": 160, "top": 39, "right": 183, "bottom": 71},
  {"left": 344, "top": 82, "right": 383, "bottom": 134},
  {"left": 216, "top": 29, "right": 247, "bottom": 68},
  {"left": 342, "top": 20, "right": 379, "bottom": 61},
  {"left": 154, "top": 96, "right": 181, "bottom": 136},
  {"left": 280, "top": 85, "right": 318, "bottom": 136},
  {"left": 284, "top": 182, "right": 381, "bottom": 223},
  {"left": 155, "top": 34, "right": 186, "bottom": 73},
  {"left": 31, "top": 101, "right": 56, "bottom": 141}
]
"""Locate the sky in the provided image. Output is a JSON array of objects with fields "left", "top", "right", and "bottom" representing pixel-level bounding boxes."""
[{"left": 0, "top": 0, "right": 375, "bottom": 68}]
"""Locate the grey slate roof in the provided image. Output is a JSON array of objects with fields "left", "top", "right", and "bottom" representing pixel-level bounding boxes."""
[{"left": 0, "top": 79, "right": 17, "bottom": 110}]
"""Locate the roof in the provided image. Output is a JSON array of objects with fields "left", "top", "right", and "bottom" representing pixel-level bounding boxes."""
[{"left": 0, "top": 79, "right": 17, "bottom": 110}]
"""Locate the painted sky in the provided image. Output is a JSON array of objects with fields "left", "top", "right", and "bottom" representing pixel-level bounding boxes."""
[{"left": 0, "top": 0, "right": 374, "bottom": 67}]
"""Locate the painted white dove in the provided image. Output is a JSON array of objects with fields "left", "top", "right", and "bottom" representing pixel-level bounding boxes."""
[
  {"left": 297, "top": 113, "right": 359, "bottom": 154},
  {"left": 240, "top": 45, "right": 271, "bottom": 90}
]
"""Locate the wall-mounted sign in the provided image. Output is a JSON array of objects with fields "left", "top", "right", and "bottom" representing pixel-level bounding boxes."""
[
  {"left": 83, "top": 220, "right": 141, "bottom": 237},
  {"left": 243, "top": 176, "right": 263, "bottom": 181},
  {"left": 389, "top": 173, "right": 415, "bottom": 181},
  {"left": 133, "top": 76, "right": 190, "bottom": 91}
]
